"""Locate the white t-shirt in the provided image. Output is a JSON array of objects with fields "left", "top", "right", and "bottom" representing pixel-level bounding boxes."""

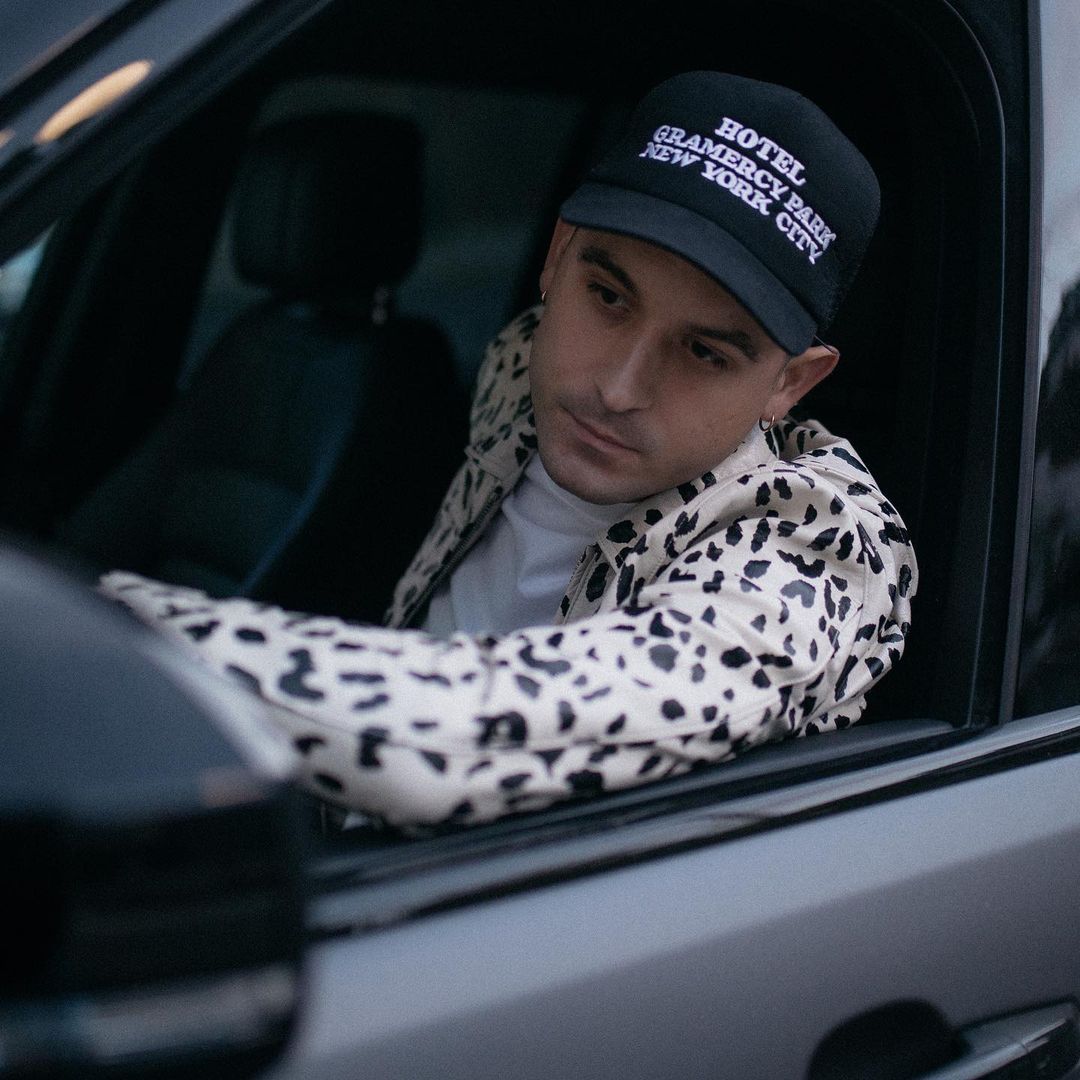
[{"left": 422, "top": 455, "right": 634, "bottom": 637}]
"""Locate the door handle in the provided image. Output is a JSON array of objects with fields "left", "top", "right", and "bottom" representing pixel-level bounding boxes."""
[{"left": 916, "top": 1001, "right": 1079, "bottom": 1079}]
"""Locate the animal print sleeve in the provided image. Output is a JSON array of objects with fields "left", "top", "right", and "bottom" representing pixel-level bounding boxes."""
[{"left": 99, "top": 484, "right": 910, "bottom": 828}]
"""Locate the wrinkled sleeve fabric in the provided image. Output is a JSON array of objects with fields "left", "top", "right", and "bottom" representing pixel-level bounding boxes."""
[{"left": 99, "top": 465, "right": 912, "bottom": 827}]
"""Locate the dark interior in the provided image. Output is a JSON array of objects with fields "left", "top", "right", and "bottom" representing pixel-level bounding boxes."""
[{"left": 0, "top": 0, "right": 1004, "bottom": 752}]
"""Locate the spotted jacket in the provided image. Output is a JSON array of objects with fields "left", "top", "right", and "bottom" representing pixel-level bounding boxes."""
[{"left": 101, "top": 307, "right": 917, "bottom": 827}]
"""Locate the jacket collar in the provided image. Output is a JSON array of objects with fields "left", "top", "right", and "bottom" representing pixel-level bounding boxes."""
[{"left": 592, "top": 424, "right": 778, "bottom": 569}]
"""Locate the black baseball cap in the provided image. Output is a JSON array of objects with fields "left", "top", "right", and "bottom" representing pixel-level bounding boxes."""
[{"left": 559, "top": 71, "right": 880, "bottom": 354}]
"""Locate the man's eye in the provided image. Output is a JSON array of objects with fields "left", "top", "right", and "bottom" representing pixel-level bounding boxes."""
[
  {"left": 587, "top": 282, "right": 623, "bottom": 307},
  {"left": 689, "top": 339, "right": 729, "bottom": 369}
]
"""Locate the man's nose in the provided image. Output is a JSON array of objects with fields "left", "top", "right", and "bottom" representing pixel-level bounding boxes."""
[{"left": 594, "top": 337, "right": 656, "bottom": 413}]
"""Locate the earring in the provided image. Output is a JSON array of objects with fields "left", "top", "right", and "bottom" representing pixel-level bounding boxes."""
[
  {"left": 541, "top": 290, "right": 547, "bottom": 303},
  {"left": 758, "top": 415, "right": 775, "bottom": 433}
]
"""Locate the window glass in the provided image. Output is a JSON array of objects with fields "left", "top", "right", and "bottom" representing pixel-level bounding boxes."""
[
  {"left": 1017, "top": 4, "right": 1080, "bottom": 713},
  {"left": 0, "top": 230, "right": 51, "bottom": 404}
]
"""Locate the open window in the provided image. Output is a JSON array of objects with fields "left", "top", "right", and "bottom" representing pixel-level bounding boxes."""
[{"left": 0, "top": 0, "right": 1026, "bottom": 900}]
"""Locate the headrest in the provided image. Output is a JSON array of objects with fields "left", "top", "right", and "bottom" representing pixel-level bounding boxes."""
[{"left": 232, "top": 112, "right": 423, "bottom": 300}]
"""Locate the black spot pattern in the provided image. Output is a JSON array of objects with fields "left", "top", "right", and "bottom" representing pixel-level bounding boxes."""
[
  {"left": 519, "top": 644, "right": 570, "bottom": 676},
  {"left": 421, "top": 751, "right": 448, "bottom": 773},
  {"left": 586, "top": 563, "right": 610, "bottom": 601},
  {"left": 357, "top": 726, "right": 389, "bottom": 768},
  {"left": 409, "top": 671, "right": 452, "bottom": 687},
  {"left": 340, "top": 671, "right": 386, "bottom": 684},
  {"left": 499, "top": 772, "right": 531, "bottom": 790},
  {"left": 722, "top": 647, "right": 752, "bottom": 668},
  {"left": 567, "top": 770, "right": 605, "bottom": 794},
  {"left": 781, "top": 580, "right": 816, "bottom": 608},
  {"left": 294, "top": 735, "right": 325, "bottom": 755},
  {"left": 832, "top": 447, "right": 869, "bottom": 473},
  {"left": 778, "top": 550, "right": 826, "bottom": 578},
  {"left": 648, "top": 644, "right": 678, "bottom": 671},
  {"left": 477, "top": 711, "right": 528, "bottom": 747},
  {"left": 515, "top": 674, "right": 541, "bottom": 698},
  {"left": 353, "top": 693, "right": 390, "bottom": 711},
  {"left": 279, "top": 649, "right": 324, "bottom": 702}
]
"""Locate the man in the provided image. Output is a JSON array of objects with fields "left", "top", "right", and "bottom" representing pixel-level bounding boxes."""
[{"left": 102, "top": 71, "right": 917, "bottom": 827}]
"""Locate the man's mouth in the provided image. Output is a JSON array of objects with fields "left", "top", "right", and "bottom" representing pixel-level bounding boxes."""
[{"left": 564, "top": 409, "right": 637, "bottom": 453}]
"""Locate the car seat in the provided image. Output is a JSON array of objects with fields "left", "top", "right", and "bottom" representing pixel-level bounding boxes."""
[{"left": 61, "top": 111, "right": 466, "bottom": 622}]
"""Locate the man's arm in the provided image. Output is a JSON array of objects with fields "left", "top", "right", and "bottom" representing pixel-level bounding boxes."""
[{"left": 100, "top": 480, "right": 911, "bottom": 828}]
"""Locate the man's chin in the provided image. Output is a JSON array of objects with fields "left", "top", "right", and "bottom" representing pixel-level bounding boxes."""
[{"left": 539, "top": 447, "right": 648, "bottom": 505}]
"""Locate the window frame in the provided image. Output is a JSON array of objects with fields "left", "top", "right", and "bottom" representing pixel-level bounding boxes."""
[
  {"left": 0, "top": 0, "right": 1050, "bottom": 940},
  {"left": 1014, "top": 0, "right": 1080, "bottom": 718},
  {"left": 306, "top": 708, "right": 1080, "bottom": 937}
]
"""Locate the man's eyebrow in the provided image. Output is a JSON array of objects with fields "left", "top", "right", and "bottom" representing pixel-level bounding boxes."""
[
  {"left": 687, "top": 323, "right": 760, "bottom": 361},
  {"left": 578, "top": 245, "right": 760, "bottom": 360},
  {"left": 579, "top": 245, "right": 638, "bottom": 297}
]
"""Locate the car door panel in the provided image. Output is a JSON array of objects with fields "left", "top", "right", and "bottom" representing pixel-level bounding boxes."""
[{"left": 272, "top": 718, "right": 1080, "bottom": 1078}]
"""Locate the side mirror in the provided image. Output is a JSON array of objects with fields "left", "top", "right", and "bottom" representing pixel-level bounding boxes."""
[{"left": 0, "top": 545, "right": 306, "bottom": 1078}]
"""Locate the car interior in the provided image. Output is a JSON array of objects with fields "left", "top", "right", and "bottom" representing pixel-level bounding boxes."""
[
  {"left": 58, "top": 107, "right": 467, "bottom": 619},
  {"left": 0, "top": 0, "right": 1019, "bottom": 849}
]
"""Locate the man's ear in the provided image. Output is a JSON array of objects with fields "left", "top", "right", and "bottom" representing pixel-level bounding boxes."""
[
  {"left": 765, "top": 343, "right": 840, "bottom": 419},
  {"left": 538, "top": 219, "right": 578, "bottom": 297}
]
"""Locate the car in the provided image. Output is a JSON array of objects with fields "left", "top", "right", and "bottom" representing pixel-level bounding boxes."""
[{"left": 1, "top": 0, "right": 1079, "bottom": 1076}]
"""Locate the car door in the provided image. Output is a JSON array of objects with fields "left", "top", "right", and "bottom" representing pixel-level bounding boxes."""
[
  {"left": 1, "top": 1, "right": 1079, "bottom": 1079},
  {"left": 264, "top": 3, "right": 1080, "bottom": 1077}
]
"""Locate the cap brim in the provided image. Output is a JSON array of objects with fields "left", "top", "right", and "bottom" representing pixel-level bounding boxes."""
[{"left": 559, "top": 182, "right": 816, "bottom": 355}]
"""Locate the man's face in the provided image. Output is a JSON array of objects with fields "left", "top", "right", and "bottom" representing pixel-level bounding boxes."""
[{"left": 530, "top": 223, "right": 838, "bottom": 504}]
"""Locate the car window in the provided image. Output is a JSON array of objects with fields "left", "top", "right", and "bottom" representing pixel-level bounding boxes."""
[
  {"left": 0, "top": 0, "right": 1022, "bottom": 859},
  {"left": 1017, "top": 0, "right": 1080, "bottom": 715}
]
